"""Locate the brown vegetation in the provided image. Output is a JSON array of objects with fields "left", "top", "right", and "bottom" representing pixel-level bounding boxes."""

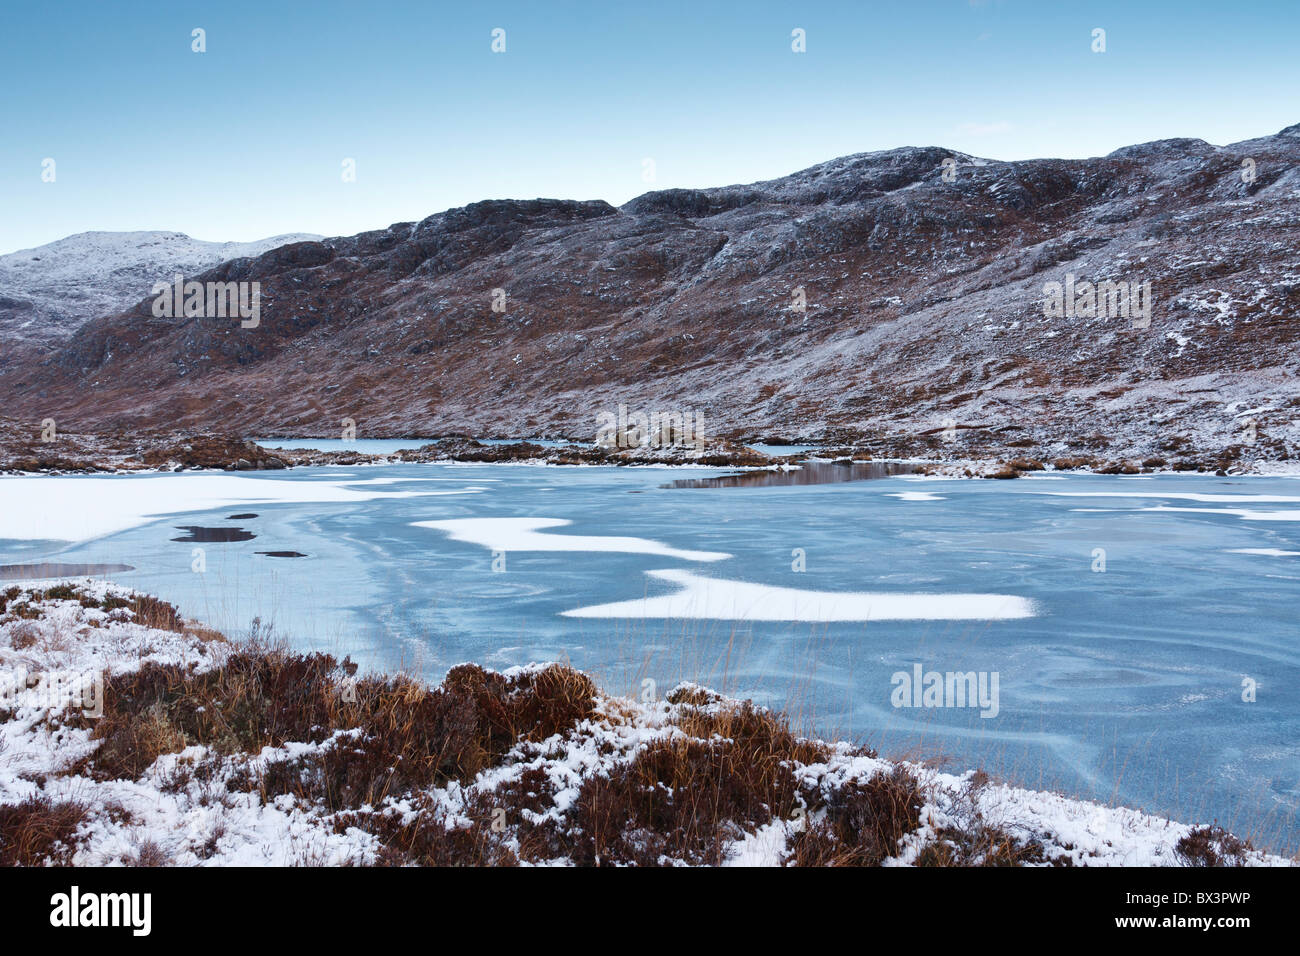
[
  {"left": 0, "top": 796, "right": 87, "bottom": 866},
  {"left": 1175, "top": 825, "right": 1254, "bottom": 867}
]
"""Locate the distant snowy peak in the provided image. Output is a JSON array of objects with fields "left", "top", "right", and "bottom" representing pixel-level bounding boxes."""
[{"left": 0, "top": 230, "right": 322, "bottom": 344}]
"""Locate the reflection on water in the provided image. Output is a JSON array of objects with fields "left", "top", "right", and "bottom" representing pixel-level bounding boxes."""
[
  {"left": 746, "top": 443, "right": 824, "bottom": 457},
  {"left": 251, "top": 437, "right": 569, "bottom": 454},
  {"left": 664, "top": 460, "right": 918, "bottom": 489}
]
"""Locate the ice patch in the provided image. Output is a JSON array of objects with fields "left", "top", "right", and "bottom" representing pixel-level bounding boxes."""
[
  {"left": 1227, "top": 548, "right": 1300, "bottom": 556},
  {"left": 415, "top": 517, "right": 730, "bottom": 562},
  {"left": 561, "top": 569, "right": 1036, "bottom": 621},
  {"left": 886, "top": 491, "right": 945, "bottom": 501},
  {"left": 341, "top": 476, "right": 496, "bottom": 485}
]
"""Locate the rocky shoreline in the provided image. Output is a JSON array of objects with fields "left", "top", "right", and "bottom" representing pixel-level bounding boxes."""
[{"left": 0, "top": 417, "right": 1285, "bottom": 479}]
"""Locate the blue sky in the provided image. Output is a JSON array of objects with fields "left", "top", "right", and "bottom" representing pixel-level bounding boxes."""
[{"left": 1, "top": 0, "right": 1296, "bottom": 253}]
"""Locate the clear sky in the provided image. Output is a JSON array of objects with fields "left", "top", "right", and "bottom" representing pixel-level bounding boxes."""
[{"left": 1, "top": 0, "right": 1296, "bottom": 253}]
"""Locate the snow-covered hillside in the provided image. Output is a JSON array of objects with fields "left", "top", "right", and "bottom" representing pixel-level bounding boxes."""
[
  {"left": 6, "top": 128, "right": 1297, "bottom": 471},
  {"left": 0, "top": 231, "right": 321, "bottom": 345}
]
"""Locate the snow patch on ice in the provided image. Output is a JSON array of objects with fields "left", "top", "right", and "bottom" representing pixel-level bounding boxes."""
[
  {"left": 415, "top": 517, "right": 731, "bottom": 562},
  {"left": 561, "top": 569, "right": 1036, "bottom": 621}
]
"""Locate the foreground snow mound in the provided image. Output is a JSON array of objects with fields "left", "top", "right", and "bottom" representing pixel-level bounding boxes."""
[{"left": 0, "top": 582, "right": 1289, "bottom": 867}]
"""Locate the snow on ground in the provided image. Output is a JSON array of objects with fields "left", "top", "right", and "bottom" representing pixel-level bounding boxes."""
[
  {"left": 0, "top": 582, "right": 1288, "bottom": 866},
  {"left": 0, "top": 581, "right": 382, "bottom": 865}
]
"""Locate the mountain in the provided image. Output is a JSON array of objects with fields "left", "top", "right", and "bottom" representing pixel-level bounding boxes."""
[
  {"left": 0, "top": 231, "right": 321, "bottom": 347},
  {"left": 2, "top": 128, "right": 1298, "bottom": 466}
]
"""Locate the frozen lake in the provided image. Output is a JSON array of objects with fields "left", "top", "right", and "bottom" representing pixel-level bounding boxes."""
[{"left": 2, "top": 463, "right": 1298, "bottom": 845}]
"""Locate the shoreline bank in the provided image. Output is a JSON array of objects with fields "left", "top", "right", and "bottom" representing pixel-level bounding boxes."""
[
  {"left": 2, "top": 422, "right": 1293, "bottom": 478},
  {"left": 0, "top": 580, "right": 1291, "bottom": 866}
]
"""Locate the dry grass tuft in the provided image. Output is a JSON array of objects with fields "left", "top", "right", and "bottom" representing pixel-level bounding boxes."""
[
  {"left": 665, "top": 684, "right": 722, "bottom": 706},
  {"left": 0, "top": 586, "right": 21, "bottom": 615},
  {"left": 0, "top": 796, "right": 87, "bottom": 866},
  {"left": 128, "top": 840, "right": 171, "bottom": 867},
  {"left": 914, "top": 824, "right": 1068, "bottom": 867},
  {"left": 786, "top": 767, "right": 925, "bottom": 866},
  {"left": 350, "top": 797, "right": 520, "bottom": 867},
  {"left": 559, "top": 701, "right": 828, "bottom": 866},
  {"left": 76, "top": 653, "right": 597, "bottom": 814},
  {"left": 1175, "top": 825, "right": 1253, "bottom": 867}
]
